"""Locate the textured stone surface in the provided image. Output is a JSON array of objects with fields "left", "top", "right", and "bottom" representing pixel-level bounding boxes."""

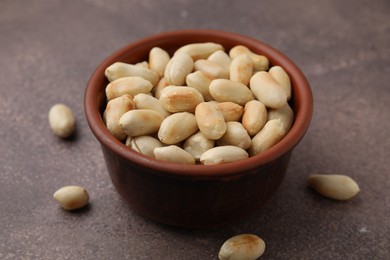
[{"left": 0, "top": 0, "right": 389, "bottom": 259}]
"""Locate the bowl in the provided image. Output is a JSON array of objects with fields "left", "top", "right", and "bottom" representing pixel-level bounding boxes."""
[{"left": 85, "top": 29, "right": 313, "bottom": 228}]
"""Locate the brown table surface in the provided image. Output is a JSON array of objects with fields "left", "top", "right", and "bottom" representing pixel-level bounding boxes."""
[{"left": 1, "top": 0, "right": 389, "bottom": 259}]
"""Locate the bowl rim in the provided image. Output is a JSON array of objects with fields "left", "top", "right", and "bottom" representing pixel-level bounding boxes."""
[{"left": 84, "top": 29, "right": 313, "bottom": 179}]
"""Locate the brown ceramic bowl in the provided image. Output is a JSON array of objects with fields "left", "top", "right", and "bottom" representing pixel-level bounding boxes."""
[{"left": 85, "top": 29, "right": 313, "bottom": 228}]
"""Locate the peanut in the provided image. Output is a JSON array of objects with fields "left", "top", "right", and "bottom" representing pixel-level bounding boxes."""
[
  {"left": 195, "top": 102, "right": 226, "bottom": 140},
  {"left": 307, "top": 174, "right": 360, "bottom": 200},
  {"left": 158, "top": 112, "right": 198, "bottom": 144},
  {"left": 249, "top": 119, "right": 286, "bottom": 156},
  {"left": 133, "top": 93, "right": 170, "bottom": 118},
  {"left": 229, "top": 45, "right": 269, "bottom": 71},
  {"left": 183, "top": 131, "right": 215, "bottom": 160},
  {"left": 48, "top": 104, "right": 76, "bottom": 138},
  {"left": 105, "top": 76, "right": 153, "bottom": 100},
  {"left": 53, "top": 186, "right": 89, "bottom": 210},
  {"left": 207, "top": 50, "right": 231, "bottom": 76},
  {"left": 269, "top": 65, "right": 291, "bottom": 100},
  {"left": 250, "top": 71, "right": 287, "bottom": 109},
  {"left": 230, "top": 54, "right": 254, "bottom": 85},
  {"left": 194, "top": 59, "right": 229, "bottom": 79},
  {"left": 242, "top": 100, "right": 268, "bottom": 136},
  {"left": 152, "top": 77, "right": 169, "bottom": 99},
  {"left": 218, "top": 234, "right": 266, "bottom": 260},
  {"left": 105, "top": 62, "right": 159, "bottom": 86},
  {"left": 216, "top": 102, "right": 244, "bottom": 122},
  {"left": 267, "top": 103, "right": 294, "bottom": 132},
  {"left": 149, "top": 47, "right": 170, "bottom": 77},
  {"left": 164, "top": 52, "right": 194, "bottom": 86},
  {"left": 135, "top": 61, "right": 149, "bottom": 68},
  {"left": 216, "top": 122, "right": 251, "bottom": 150},
  {"left": 154, "top": 145, "right": 195, "bottom": 164},
  {"left": 209, "top": 79, "right": 254, "bottom": 106},
  {"left": 128, "top": 135, "right": 163, "bottom": 158},
  {"left": 125, "top": 136, "right": 133, "bottom": 146},
  {"left": 104, "top": 94, "right": 134, "bottom": 141},
  {"left": 186, "top": 71, "right": 214, "bottom": 101},
  {"left": 200, "top": 145, "right": 249, "bottom": 165},
  {"left": 119, "top": 109, "right": 164, "bottom": 137},
  {"left": 159, "top": 86, "right": 204, "bottom": 113},
  {"left": 175, "top": 42, "right": 224, "bottom": 60}
]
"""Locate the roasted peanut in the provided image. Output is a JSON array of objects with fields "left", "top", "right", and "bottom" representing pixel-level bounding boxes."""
[
  {"left": 175, "top": 42, "right": 224, "bottom": 60},
  {"left": 159, "top": 86, "right": 204, "bottom": 113},
  {"left": 195, "top": 102, "right": 226, "bottom": 140},
  {"left": 194, "top": 59, "right": 229, "bottom": 79},
  {"left": 48, "top": 104, "right": 76, "bottom": 138},
  {"left": 230, "top": 54, "right": 254, "bottom": 85},
  {"left": 135, "top": 61, "right": 149, "bottom": 68},
  {"left": 229, "top": 45, "right": 269, "bottom": 71},
  {"left": 209, "top": 79, "right": 254, "bottom": 106},
  {"left": 218, "top": 234, "right": 266, "bottom": 260},
  {"left": 269, "top": 65, "right": 291, "bottom": 100},
  {"left": 105, "top": 76, "right": 153, "bottom": 100},
  {"left": 200, "top": 145, "right": 249, "bottom": 165},
  {"left": 158, "top": 112, "right": 198, "bottom": 144},
  {"left": 125, "top": 136, "right": 133, "bottom": 146},
  {"left": 307, "top": 174, "right": 360, "bottom": 200},
  {"left": 216, "top": 102, "right": 244, "bottom": 122},
  {"left": 154, "top": 145, "right": 196, "bottom": 164},
  {"left": 242, "top": 100, "right": 268, "bottom": 136},
  {"left": 183, "top": 131, "right": 215, "bottom": 160},
  {"left": 267, "top": 103, "right": 294, "bottom": 132},
  {"left": 105, "top": 62, "right": 159, "bottom": 86},
  {"left": 133, "top": 93, "right": 170, "bottom": 118},
  {"left": 250, "top": 71, "right": 287, "bottom": 109},
  {"left": 217, "top": 122, "right": 251, "bottom": 150},
  {"left": 152, "top": 77, "right": 170, "bottom": 99},
  {"left": 128, "top": 135, "right": 163, "bottom": 158},
  {"left": 149, "top": 47, "right": 170, "bottom": 77},
  {"left": 249, "top": 119, "right": 287, "bottom": 156},
  {"left": 53, "top": 186, "right": 89, "bottom": 210},
  {"left": 207, "top": 50, "right": 231, "bottom": 77},
  {"left": 104, "top": 94, "right": 134, "bottom": 141},
  {"left": 164, "top": 52, "right": 194, "bottom": 86},
  {"left": 119, "top": 109, "right": 164, "bottom": 137},
  {"left": 186, "top": 71, "right": 214, "bottom": 101}
]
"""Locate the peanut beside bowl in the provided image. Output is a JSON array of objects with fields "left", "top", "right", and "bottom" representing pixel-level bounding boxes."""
[{"left": 84, "top": 30, "right": 313, "bottom": 228}]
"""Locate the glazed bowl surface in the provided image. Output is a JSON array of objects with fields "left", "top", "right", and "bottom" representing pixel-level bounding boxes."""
[{"left": 85, "top": 29, "right": 313, "bottom": 228}]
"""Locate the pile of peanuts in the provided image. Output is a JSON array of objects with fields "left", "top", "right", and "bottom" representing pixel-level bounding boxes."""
[{"left": 103, "top": 42, "right": 294, "bottom": 165}]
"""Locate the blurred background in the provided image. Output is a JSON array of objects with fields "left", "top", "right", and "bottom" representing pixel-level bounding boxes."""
[{"left": 1, "top": 0, "right": 389, "bottom": 259}]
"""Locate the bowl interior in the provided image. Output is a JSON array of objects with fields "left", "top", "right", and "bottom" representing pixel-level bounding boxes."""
[{"left": 85, "top": 29, "right": 313, "bottom": 178}]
